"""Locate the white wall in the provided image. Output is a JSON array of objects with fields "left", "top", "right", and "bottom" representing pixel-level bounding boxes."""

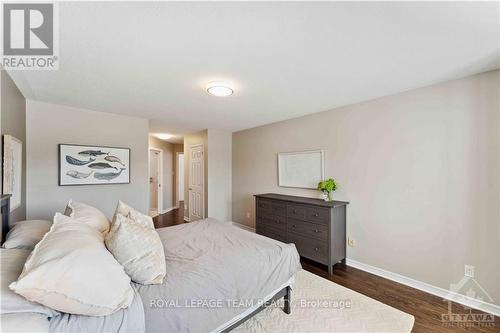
[
  {"left": 232, "top": 70, "right": 500, "bottom": 306},
  {"left": 26, "top": 100, "right": 149, "bottom": 219},
  {"left": 207, "top": 129, "right": 232, "bottom": 222}
]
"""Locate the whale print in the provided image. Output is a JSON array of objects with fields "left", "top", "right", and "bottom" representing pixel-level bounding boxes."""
[
  {"left": 66, "top": 170, "right": 94, "bottom": 179},
  {"left": 78, "top": 150, "right": 108, "bottom": 157},
  {"left": 94, "top": 168, "right": 125, "bottom": 181},
  {"left": 60, "top": 144, "right": 129, "bottom": 185},
  {"left": 88, "top": 162, "right": 118, "bottom": 170},
  {"left": 104, "top": 154, "right": 125, "bottom": 166},
  {"left": 66, "top": 155, "right": 95, "bottom": 166}
]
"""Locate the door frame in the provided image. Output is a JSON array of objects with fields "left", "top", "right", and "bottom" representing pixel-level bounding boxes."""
[
  {"left": 188, "top": 144, "right": 204, "bottom": 221},
  {"left": 175, "top": 151, "right": 184, "bottom": 208},
  {"left": 148, "top": 147, "right": 163, "bottom": 215}
]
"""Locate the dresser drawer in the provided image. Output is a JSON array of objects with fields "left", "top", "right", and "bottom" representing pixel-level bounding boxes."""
[
  {"left": 257, "top": 215, "right": 286, "bottom": 231},
  {"left": 256, "top": 199, "right": 286, "bottom": 217},
  {"left": 256, "top": 225, "right": 287, "bottom": 243},
  {"left": 288, "top": 218, "right": 328, "bottom": 241},
  {"left": 287, "top": 204, "right": 307, "bottom": 220},
  {"left": 288, "top": 232, "right": 328, "bottom": 264},
  {"left": 305, "top": 206, "right": 330, "bottom": 225}
]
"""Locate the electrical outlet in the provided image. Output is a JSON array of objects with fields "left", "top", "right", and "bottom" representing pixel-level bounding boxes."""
[
  {"left": 465, "top": 265, "right": 474, "bottom": 278},
  {"left": 246, "top": 212, "right": 251, "bottom": 219},
  {"left": 348, "top": 238, "right": 355, "bottom": 247}
]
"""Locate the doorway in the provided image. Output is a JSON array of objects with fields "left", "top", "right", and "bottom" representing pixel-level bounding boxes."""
[
  {"left": 176, "top": 152, "right": 185, "bottom": 209},
  {"left": 188, "top": 144, "right": 204, "bottom": 221},
  {"left": 149, "top": 148, "right": 163, "bottom": 217}
]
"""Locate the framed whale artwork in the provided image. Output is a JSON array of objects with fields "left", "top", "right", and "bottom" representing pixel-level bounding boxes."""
[{"left": 58, "top": 144, "right": 130, "bottom": 186}]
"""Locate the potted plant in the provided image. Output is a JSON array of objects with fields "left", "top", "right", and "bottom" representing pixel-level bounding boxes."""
[{"left": 317, "top": 178, "right": 337, "bottom": 202}]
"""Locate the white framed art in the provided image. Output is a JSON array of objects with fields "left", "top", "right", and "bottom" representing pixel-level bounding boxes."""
[
  {"left": 3, "top": 135, "right": 23, "bottom": 211},
  {"left": 278, "top": 150, "right": 324, "bottom": 189},
  {"left": 59, "top": 144, "right": 130, "bottom": 186}
]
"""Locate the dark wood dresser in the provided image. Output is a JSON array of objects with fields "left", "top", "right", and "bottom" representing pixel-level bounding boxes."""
[{"left": 254, "top": 193, "right": 348, "bottom": 274}]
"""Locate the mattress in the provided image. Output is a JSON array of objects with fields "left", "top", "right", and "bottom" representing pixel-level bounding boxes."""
[{"left": 136, "top": 218, "right": 301, "bottom": 332}]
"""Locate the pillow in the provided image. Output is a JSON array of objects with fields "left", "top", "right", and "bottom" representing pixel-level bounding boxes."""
[
  {"left": 9, "top": 213, "right": 134, "bottom": 316},
  {"left": 114, "top": 201, "right": 154, "bottom": 229},
  {"left": 65, "top": 200, "right": 110, "bottom": 233},
  {"left": 0, "top": 248, "right": 56, "bottom": 317},
  {"left": 105, "top": 213, "right": 166, "bottom": 285},
  {"left": 3, "top": 220, "right": 52, "bottom": 250}
]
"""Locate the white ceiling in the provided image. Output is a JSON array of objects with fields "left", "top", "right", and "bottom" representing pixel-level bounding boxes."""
[{"left": 10, "top": 1, "right": 500, "bottom": 139}]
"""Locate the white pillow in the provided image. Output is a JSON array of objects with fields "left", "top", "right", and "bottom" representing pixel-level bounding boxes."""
[
  {"left": 10, "top": 213, "right": 134, "bottom": 316},
  {"left": 114, "top": 201, "right": 154, "bottom": 229},
  {"left": 3, "top": 220, "right": 52, "bottom": 250},
  {"left": 65, "top": 200, "right": 110, "bottom": 233},
  {"left": 105, "top": 213, "right": 166, "bottom": 285}
]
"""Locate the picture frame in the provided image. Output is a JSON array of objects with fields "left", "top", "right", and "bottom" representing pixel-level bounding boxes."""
[
  {"left": 2, "top": 135, "right": 23, "bottom": 211},
  {"left": 58, "top": 144, "right": 130, "bottom": 186},
  {"left": 278, "top": 150, "right": 324, "bottom": 189}
]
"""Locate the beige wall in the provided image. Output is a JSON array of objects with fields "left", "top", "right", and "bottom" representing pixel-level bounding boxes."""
[
  {"left": 1, "top": 70, "right": 26, "bottom": 223},
  {"left": 233, "top": 70, "right": 500, "bottom": 305},
  {"left": 26, "top": 100, "right": 149, "bottom": 219},
  {"left": 184, "top": 130, "right": 208, "bottom": 219},
  {"left": 148, "top": 136, "right": 175, "bottom": 211},
  {"left": 207, "top": 129, "right": 232, "bottom": 221}
]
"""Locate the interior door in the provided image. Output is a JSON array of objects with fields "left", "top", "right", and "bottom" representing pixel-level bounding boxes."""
[
  {"left": 149, "top": 150, "right": 159, "bottom": 215},
  {"left": 189, "top": 145, "right": 204, "bottom": 221}
]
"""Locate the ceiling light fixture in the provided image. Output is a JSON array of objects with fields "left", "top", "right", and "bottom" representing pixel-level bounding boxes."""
[
  {"left": 206, "top": 81, "right": 234, "bottom": 97},
  {"left": 155, "top": 133, "right": 172, "bottom": 140}
]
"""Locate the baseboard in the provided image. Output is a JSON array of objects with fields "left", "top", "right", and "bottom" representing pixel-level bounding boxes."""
[
  {"left": 231, "top": 222, "right": 255, "bottom": 232},
  {"left": 160, "top": 206, "right": 177, "bottom": 214},
  {"left": 345, "top": 259, "right": 500, "bottom": 317}
]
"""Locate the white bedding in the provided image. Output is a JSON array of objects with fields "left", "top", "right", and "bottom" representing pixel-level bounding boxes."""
[
  {"left": 2, "top": 218, "right": 300, "bottom": 333},
  {"left": 136, "top": 218, "right": 301, "bottom": 333}
]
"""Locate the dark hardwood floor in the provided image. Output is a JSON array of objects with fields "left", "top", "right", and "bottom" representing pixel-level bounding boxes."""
[
  {"left": 152, "top": 213, "right": 499, "bottom": 333},
  {"left": 301, "top": 259, "right": 500, "bottom": 333},
  {"left": 153, "top": 201, "right": 185, "bottom": 228}
]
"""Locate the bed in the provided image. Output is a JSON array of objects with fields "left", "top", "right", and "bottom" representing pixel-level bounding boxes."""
[{"left": 1, "top": 196, "right": 301, "bottom": 332}]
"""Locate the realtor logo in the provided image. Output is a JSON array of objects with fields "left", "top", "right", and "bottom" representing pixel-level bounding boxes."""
[{"left": 2, "top": 2, "right": 58, "bottom": 69}]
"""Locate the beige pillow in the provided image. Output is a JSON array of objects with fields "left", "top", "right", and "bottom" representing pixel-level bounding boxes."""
[
  {"left": 114, "top": 201, "right": 154, "bottom": 229},
  {"left": 10, "top": 213, "right": 134, "bottom": 316},
  {"left": 3, "top": 220, "right": 52, "bottom": 250},
  {"left": 105, "top": 213, "right": 166, "bottom": 285},
  {"left": 65, "top": 200, "right": 110, "bottom": 233}
]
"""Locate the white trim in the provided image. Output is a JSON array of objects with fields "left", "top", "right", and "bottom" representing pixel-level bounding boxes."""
[
  {"left": 345, "top": 259, "right": 500, "bottom": 317},
  {"left": 183, "top": 216, "right": 191, "bottom": 222},
  {"left": 231, "top": 222, "right": 256, "bottom": 233},
  {"left": 175, "top": 151, "right": 185, "bottom": 206},
  {"left": 148, "top": 147, "right": 163, "bottom": 214}
]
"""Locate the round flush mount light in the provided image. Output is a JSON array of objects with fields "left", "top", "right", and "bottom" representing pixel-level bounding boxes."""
[
  {"left": 154, "top": 133, "right": 172, "bottom": 140},
  {"left": 206, "top": 81, "right": 234, "bottom": 97}
]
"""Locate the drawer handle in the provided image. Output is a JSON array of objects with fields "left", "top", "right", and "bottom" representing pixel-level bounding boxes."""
[
  {"left": 314, "top": 229, "right": 319, "bottom": 233},
  {"left": 292, "top": 224, "right": 296, "bottom": 228},
  {"left": 314, "top": 247, "right": 320, "bottom": 251},
  {"left": 314, "top": 213, "right": 319, "bottom": 217},
  {"left": 293, "top": 209, "right": 297, "bottom": 213}
]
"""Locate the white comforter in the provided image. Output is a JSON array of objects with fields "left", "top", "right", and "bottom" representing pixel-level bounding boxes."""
[{"left": 136, "top": 218, "right": 301, "bottom": 332}]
